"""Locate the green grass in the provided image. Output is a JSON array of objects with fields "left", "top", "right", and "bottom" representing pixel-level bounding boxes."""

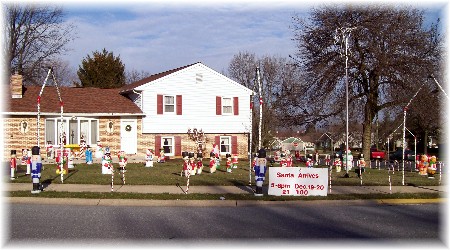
[
  {"left": 7, "top": 190, "right": 442, "bottom": 201},
  {"left": 8, "top": 159, "right": 443, "bottom": 187}
]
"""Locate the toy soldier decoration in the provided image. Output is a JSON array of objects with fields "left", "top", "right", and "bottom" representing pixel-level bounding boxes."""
[
  {"left": 254, "top": 148, "right": 267, "bottom": 196},
  {"left": 31, "top": 146, "right": 43, "bottom": 194}
]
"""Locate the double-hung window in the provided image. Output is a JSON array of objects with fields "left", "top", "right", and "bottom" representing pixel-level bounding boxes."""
[
  {"left": 164, "top": 96, "right": 175, "bottom": 113},
  {"left": 222, "top": 97, "right": 233, "bottom": 115},
  {"left": 220, "top": 136, "right": 231, "bottom": 154}
]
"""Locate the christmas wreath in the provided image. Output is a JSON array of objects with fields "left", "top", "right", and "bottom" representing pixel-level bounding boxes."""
[{"left": 125, "top": 125, "right": 132, "bottom": 132}]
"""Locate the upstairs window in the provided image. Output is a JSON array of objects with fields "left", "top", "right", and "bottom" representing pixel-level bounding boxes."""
[
  {"left": 222, "top": 97, "right": 232, "bottom": 115},
  {"left": 164, "top": 95, "right": 175, "bottom": 113}
]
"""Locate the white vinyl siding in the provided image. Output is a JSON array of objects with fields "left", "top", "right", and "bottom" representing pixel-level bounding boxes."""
[{"left": 139, "top": 63, "right": 252, "bottom": 134}]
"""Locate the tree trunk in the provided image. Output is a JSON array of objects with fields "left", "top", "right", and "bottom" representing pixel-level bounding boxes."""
[{"left": 362, "top": 118, "right": 372, "bottom": 162}]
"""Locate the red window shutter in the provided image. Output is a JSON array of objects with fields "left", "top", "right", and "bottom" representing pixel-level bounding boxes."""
[
  {"left": 175, "top": 136, "right": 181, "bottom": 156},
  {"left": 216, "top": 96, "right": 222, "bottom": 115},
  {"left": 215, "top": 136, "right": 220, "bottom": 147},
  {"left": 155, "top": 135, "right": 161, "bottom": 156},
  {"left": 176, "top": 95, "right": 182, "bottom": 115},
  {"left": 157, "top": 95, "right": 163, "bottom": 114},
  {"left": 233, "top": 97, "right": 239, "bottom": 115},
  {"left": 231, "top": 136, "right": 238, "bottom": 154}
]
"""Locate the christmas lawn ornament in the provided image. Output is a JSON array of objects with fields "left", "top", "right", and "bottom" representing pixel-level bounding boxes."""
[
  {"left": 418, "top": 155, "right": 429, "bottom": 176},
  {"left": 21, "top": 149, "right": 27, "bottom": 165},
  {"left": 355, "top": 154, "right": 365, "bottom": 185},
  {"left": 78, "top": 136, "right": 87, "bottom": 159},
  {"left": 314, "top": 152, "right": 319, "bottom": 166},
  {"left": 95, "top": 142, "right": 104, "bottom": 159},
  {"left": 306, "top": 154, "right": 314, "bottom": 168},
  {"left": 101, "top": 147, "right": 113, "bottom": 174},
  {"left": 158, "top": 148, "right": 165, "bottom": 163},
  {"left": 252, "top": 153, "right": 258, "bottom": 172},
  {"left": 333, "top": 154, "right": 342, "bottom": 172},
  {"left": 231, "top": 154, "right": 238, "bottom": 168},
  {"left": 254, "top": 148, "right": 267, "bottom": 196},
  {"left": 189, "top": 152, "right": 196, "bottom": 176},
  {"left": 31, "top": 146, "right": 43, "bottom": 194},
  {"left": 145, "top": 149, "right": 154, "bottom": 167},
  {"left": 325, "top": 154, "right": 331, "bottom": 167},
  {"left": 209, "top": 152, "right": 216, "bottom": 173},
  {"left": 85, "top": 146, "right": 93, "bottom": 164},
  {"left": 67, "top": 148, "right": 75, "bottom": 169},
  {"left": 280, "top": 153, "right": 287, "bottom": 167},
  {"left": 427, "top": 155, "right": 437, "bottom": 179},
  {"left": 118, "top": 151, "right": 127, "bottom": 184},
  {"left": 10, "top": 150, "right": 17, "bottom": 180},
  {"left": 26, "top": 150, "right": 31, "bottom": 175},
  {"left": 212, "top": 144, "right": 220, "bottom": 169},
  {"left": 46, "top": 144, "right": 54, "bottom": 159},
  {"left": 196, "top": 153, "right": 204, "bottom": 175},
  {"left": 274, "top": 150, "right": 281, "bottom": 162},
  {"left": 226, "top": 153, "right": 232, "bottom": 173},
  {"left": 55, "top": 149, "right": 68, "bottom": 181},
  {"left": 182, "top": 152, "right": 189, "bottom": 176},
  {"left": 287, "top": 154, "right": 293, "bottom": 167},
  {"left": 343, "top": 148, "right": 353, "bottom": 171},
  {"left": 294, "top": 150, "right": 300, "bottom": 161}
]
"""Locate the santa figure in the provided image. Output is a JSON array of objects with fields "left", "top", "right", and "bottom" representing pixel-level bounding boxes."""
[
  {"left": 196, "top": 153, "right": 204, "bottom": 175},
  {"left": 10, "top": 150, "right": 17, "bottom": 180},
  {"left": 212, "top": 144, "right": 220, "bottom": 169},
  {"left": 226, "top": 153, "right": 232, "bottom": 173},
  {"left": 145, "top": 149, "right": 154, "bottom": 167},
  {"left": 118, "top": 151, "right": 127, "bottom": 173},
  {"left": 209, "top": 152, "right": 217, "bottom": 173},
  {"left": 101, "top": 147, "right": 113, "bottom": 174},
  {"left": 231, "top": 154, "right": 238, "bottom": 169},
  {"left": 286, "top": 154, "right": 293, "bottom": 167},
  {"left": 333, "top": 153, "right": 342, "bottom": 172}
]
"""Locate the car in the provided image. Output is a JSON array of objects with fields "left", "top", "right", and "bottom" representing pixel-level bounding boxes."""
[
  {"left": 389, "top": 149, "right": 416, "bottom": 161},
  {"left": 370, "top": 148, "right": 386, "bottom": 160}
]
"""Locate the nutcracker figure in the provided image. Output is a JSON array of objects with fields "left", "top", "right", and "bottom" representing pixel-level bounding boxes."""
[
  {"left": 182, "top": 152, "right": 190, "bottom": 176},
  {"left": 145, "top": 149, "right": 154, "bottom": 167},
  {"left": 189, "top": 152, "right": 196, "bottom": 176},
  {"left": 355, "top": 153, "right": 366, "bottom": 178},
  {"left": 26, "top": 149, "right": 31, "bottom": 175},
  {"left": 196, "top": 153, "right": 204, "bottom": 175},
  {"left": 226, "top": 153, "right": 232, "bottom": 173},
  {"left": 31, "top": 146, "right": 43, "bottom": 194},
  {"left": 101, "top": 147, "right": 113, "bottom": 174},
  {"left": 85, "top": 146, "right": 93, "bottom": 164},
  {"left": 209, "top": 152, "right": 216, "bottom": 173},
  {"left": 333, "top": 153, "right": 342, "bottom": 172},
  {"left": 418, "top": 155, "right": 429, "bottom": 176},
  {"left": 427, "top": 155, "right": 437, "bottom": 179},
  {"left": 254, "top": 148, "right": 267, "bottom": 196},
  {"left": 21, "top": 149, "right": 27, "bottom": 165},
  {"left": 10, "top": 150, "right": 17, "bottom": 180},
  {"left": 231, "top": 154, "right": 238, "bottom": 169}
]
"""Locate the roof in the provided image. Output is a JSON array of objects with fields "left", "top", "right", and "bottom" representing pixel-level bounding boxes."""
[
  {"left": 281, "top": 137, "right": 304, "bottom": 144},
  {"left": 119, "top": 62, "right": 199, "bottom": 93},
  {"left": 5, "top": 86, "right": 143, "bottom": 115}
]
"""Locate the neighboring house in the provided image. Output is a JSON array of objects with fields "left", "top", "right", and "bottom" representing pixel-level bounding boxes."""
[{"left": 3, "top": 62, "right": 253, "bottom": 160}]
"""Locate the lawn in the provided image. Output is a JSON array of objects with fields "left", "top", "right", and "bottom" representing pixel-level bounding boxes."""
[{"left": 8, "top": 158, "right": 443, "bottom": 187}]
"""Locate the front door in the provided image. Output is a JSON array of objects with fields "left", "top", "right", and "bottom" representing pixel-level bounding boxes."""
[{"left": 120, "top": 119, "right": 137, "bottom": 154}]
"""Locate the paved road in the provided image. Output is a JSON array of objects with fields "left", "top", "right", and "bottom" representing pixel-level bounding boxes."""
[{"left": 6, "top": 202, "right": 443, "bottom": 246}]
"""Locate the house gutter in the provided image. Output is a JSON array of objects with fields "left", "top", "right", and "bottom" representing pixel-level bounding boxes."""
[{"left": 1, "top": 112, "right": 145, "bottom": 117}]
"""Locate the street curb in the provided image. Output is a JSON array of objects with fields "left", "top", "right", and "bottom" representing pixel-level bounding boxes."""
[{"left": 6, "top": 197, "right": 444, "bottom": 207}]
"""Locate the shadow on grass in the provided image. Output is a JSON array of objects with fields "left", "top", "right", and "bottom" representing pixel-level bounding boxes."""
[{"left": 41, "top": 169, "right": 79, "bottom": 189}]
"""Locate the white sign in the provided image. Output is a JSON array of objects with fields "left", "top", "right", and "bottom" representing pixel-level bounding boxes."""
[{"left": 268, "top": 167, "right": 328, "bottom": 196}]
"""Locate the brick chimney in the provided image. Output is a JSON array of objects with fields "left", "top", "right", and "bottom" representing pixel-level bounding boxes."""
[{"left": 10, "top": 71, "right": 23, "bottom": 99}]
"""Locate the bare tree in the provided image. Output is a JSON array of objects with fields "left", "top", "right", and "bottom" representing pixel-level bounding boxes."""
[
  {"left": 5, "top": 3, "right": 76, "bottom": 85},
  {"left": 125, "top": 69, "right": 151, "bottom": 84},
  {"left": 290, "top": 5, "right": 442, "bottom": 160}
]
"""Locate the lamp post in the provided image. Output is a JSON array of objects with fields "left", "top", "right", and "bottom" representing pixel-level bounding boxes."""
[
  {"left": 256, "top": 66, "right": 262, "bottom": 150},
  {"left": 335, "top": 27, "right": 357, "bottom": 177}
]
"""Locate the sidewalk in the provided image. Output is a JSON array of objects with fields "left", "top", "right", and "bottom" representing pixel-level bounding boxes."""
[{"left": 6, "top": 182, "right": 446, "bottom": 195}]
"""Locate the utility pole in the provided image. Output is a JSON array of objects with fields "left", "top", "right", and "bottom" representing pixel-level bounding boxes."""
[{"left": 256, "top": 67, "right": 262, "bottom": 150}]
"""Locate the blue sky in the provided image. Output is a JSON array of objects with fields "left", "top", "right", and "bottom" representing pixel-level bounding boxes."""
[{"left": 59, "top": 1, "right": 448, "bottom": 76}]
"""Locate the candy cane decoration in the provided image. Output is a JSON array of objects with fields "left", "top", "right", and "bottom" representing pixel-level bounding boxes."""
[
  {"left": 439, "top": 162, "right": 443, "bottom": 185},
  {"left": 111, "top": 163, "right": 114, "bottom": 192},
  {"left": 388, "top": 166, "right": 392, "bottom": 194},
  {"left": 328, "top": 164, "right": 332, "bottom": 193},
  {"left": 185, "top": 163, "right": 191, "bottom": 194},
  {"left": 37, "top": 67, "right": 64, "bottom": 182}
]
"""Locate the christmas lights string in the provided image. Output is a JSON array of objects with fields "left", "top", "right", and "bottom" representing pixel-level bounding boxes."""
[{"left": 37, "top": 67, "right": 64, "bottom": 183}]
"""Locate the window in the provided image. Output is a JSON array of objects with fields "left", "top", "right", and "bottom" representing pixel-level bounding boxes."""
[
  {"left": 45, "top": 117, "right": 99, "bottom": 146},
  {"left": 161, "top": 137, "right": 174, "bottom": 156},
  {"left": 220, "top": 136, "right": 231, "bottom": 154},
  {"left": 222, "top": 97, "right": 232, "bottom": 114},
  {"left": 164, "top": 96, "right": 175, "bottom": 113}
]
